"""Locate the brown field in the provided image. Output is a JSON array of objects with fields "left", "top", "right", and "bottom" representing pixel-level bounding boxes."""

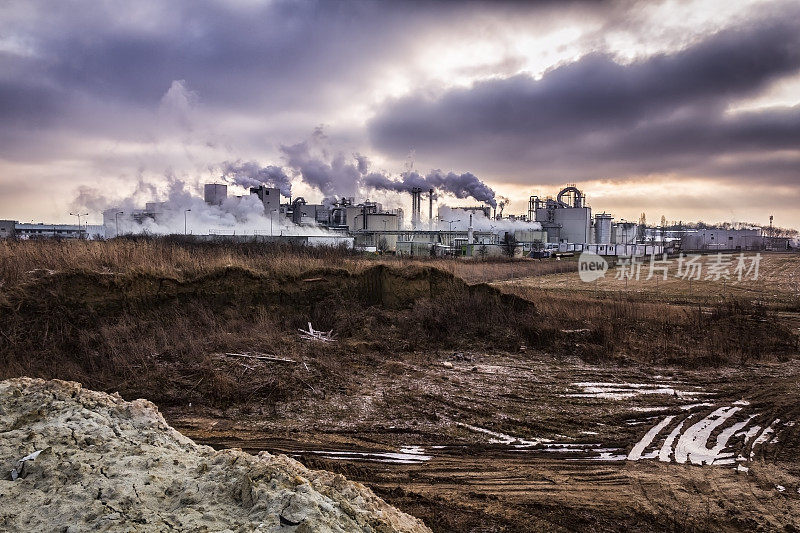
[
  {"left": 497, "top": 252, "right": 800, "bottom": 310},
  {"left": 1, "top": 238, "right": 799, "bottom": 531}
]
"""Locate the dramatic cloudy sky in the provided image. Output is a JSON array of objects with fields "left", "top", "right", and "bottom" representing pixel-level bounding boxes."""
[{"left": 1, "top": 0, "right": 799, "bottom": 227}]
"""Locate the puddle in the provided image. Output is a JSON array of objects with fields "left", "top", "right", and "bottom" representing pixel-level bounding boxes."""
[
  {"left": 623, "top": 404, "right": 786, "bottom": 468},
  {"left": 566, "top": 382, "right": 712, "bottom": 400},
  {"left": 297, "top": 447, "right": 432, "bottom": 464}
]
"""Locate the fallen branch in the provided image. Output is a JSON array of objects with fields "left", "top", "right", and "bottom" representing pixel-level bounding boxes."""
[
  {"left": 298, "top": 322, "right": 335, "bottom": 343},
  {"left": 222, "top": 352, "right": 296, "bottom": 363}
]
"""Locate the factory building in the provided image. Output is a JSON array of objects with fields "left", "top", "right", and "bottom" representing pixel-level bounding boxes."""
[
  {"left": 102, "top": 207, "right": 161, "bottom": 238},
  {"left": 291, "top": 201, "right": 324, "bottom": 224},
  {"left": 10, "top": 181, "right": 789, "bottom": 256},
  {"left": 204, "top": 184, "right": 227, "bottom": 206},
  {"left": 0, "top": 220, "right": 103, "bottom": 239},
  {"left": 353, "top": 212, "right": 401, "bottom": 251},
  {"left": 531, "top": 186, "right": 593, "bottom": 244},
  {"left": 680, "top": 228, "right": 763, "bottom": 251},
  {"left": 249, "top": 185, "right": 281, "bottom": 213}
]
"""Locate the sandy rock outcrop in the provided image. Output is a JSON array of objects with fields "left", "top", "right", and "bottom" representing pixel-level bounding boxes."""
[{"left": 0, "top": 378, "right": 431, "bottom": 533}]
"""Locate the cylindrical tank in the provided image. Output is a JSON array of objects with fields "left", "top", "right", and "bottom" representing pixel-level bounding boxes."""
[{"left": 594, "top": 213, "right": 612, "bottom": 244}]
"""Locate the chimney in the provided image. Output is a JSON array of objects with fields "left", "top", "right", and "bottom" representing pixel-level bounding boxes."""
[
  {"left": 429, "top": 188, "right": 434, "bottom": 230},
  {"left": 410, "top": 187, "right": 422, "bottom": 229},
  {"left": 468, "top": 214, "right": 474, "bottom": 244}
]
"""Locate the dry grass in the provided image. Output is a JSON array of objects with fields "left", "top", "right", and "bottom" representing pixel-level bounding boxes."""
[
  {"left": 0, "top": 238, "right": 796, "bottom": 407},
  {"left": 0, "top": 237, "right": 573, "bottom": 288},
  {"left": 499, "top": 252, "right": 800, "bottom": 310},
  {"left": 0, "top": 242, "right": 551, "bottom": 406},
  {"left": 497, "top": 254, "right": 800, "bottom": 365},
  {"left": 0, "top": 237, "right": 363, "bottom": 285}
]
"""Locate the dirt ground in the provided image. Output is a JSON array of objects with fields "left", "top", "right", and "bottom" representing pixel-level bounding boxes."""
[
  {"left": 3, "top": 243, "right": 798, "bottom": 532},
  {"left": 165, "top": 351, "right": 800, "bottom": 532}
]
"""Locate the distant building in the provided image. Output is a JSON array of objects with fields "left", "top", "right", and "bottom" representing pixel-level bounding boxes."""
[
  {"left": 681, "top": 228, "right": 763, "bottom": 251},
  {"left": 249, "top": 185, "right": 281, "bottom": 213},
  {"left": 204, "top": 184, "right": 227, "bottom": 206},
  {"left": 5, "top": 222, "right": 103, "bottom": 240},
  {"left": 0, "top": 220, "right": 16, "bottom": 239}
]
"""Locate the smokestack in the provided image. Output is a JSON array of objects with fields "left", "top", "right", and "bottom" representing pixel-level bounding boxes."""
[
  {"left": 429, "top": 188, "right": 434, "bottom": 230},
  {"left": 468, "top": 214, "right": 474, "bottom": 245},
  {"left": 410, "top": 187, "right": 422, "bottom": 229}
]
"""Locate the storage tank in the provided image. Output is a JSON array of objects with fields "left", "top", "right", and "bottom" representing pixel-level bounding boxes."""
[{"left": 594, "top": 213, "right": 613, "bottom": 244}]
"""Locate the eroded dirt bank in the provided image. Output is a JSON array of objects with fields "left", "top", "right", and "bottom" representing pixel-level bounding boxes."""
[{"left": 0, "top": 378, "right": 431, "bottom": 533}]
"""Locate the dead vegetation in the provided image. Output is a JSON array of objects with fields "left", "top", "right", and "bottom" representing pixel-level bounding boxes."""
[
  {"left": 499, "top": 286, "right": 797, "bottom": 366},
  {"left": 0, "top": 239, "right": 796, "bottom": 409},
  {"left": 0, "top": 242, "right": 545, "bottom": 407},
  {"left": 0, "top": 237, "right": 572, "bottom": 286}
]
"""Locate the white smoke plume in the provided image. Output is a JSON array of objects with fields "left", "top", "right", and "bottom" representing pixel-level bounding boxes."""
[
  {"left": 220, "top": 160, "right": 292, "bottom": 197},
  {"left": 71, "top": 125, "right": 510, "bottom": 236},
  {"left": 78, "top": 173, "right": 338, "bottom": 238},
  {"left": 437, "top": 205, "right": 541, "bottom": 234}
]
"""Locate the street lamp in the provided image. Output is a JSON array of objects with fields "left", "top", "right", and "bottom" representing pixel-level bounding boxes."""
[
  {"left": 69, "top": 212, "right": 88, "bottom": 239},
  {"left": 115, "top": 211, "right": 124, "bottom": 237},
  {"left": 441, "top": 218, "right": 460, "bottom": 250},
  {"left": 184, "top": 209, "right": 191, "bottom": 235}
]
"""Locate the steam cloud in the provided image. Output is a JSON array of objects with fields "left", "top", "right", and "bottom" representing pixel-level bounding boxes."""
[
  {"left": 73, "top": 126, "right": 503, "bottom": 238},
  {"left": 220, "top": 161, "right": 292, "bottom": 198},
  {"left": 273, "top": 129, "right": 499, "bottom": 207},
  {"left": 279, "top": 127, "right": 361, "bottom": 199},
  {"left": 363, "top": 169, "right": 498, "bottom": 208}
]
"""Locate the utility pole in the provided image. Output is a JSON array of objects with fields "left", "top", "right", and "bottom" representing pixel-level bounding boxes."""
[{"left": 70, "top": 212, "right": 88, "bottom": 239}]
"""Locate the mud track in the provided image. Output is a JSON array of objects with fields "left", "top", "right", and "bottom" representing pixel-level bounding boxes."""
[{"left": 167, "top": 353, "right": 800, "bottom": 532}]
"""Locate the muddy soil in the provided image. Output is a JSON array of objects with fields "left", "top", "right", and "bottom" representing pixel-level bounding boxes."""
[{"left": 165, "top": 352, "right": 800, "bottom": 532}]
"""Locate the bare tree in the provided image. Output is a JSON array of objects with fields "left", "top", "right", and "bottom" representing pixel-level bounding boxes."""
[{"left": 501, "top": 233, "right": 519, "bottom": 258}]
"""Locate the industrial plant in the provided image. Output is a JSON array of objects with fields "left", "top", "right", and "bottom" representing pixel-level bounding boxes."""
[{"left": 1, "top": 184, "right": 792, "bottom": 255}]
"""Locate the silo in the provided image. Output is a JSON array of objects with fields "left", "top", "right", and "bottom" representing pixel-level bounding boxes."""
[{"left": 594, "top": 213, "right": 613, "bottom": 244}]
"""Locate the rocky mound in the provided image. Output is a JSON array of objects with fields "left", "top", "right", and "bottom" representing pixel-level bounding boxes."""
[{"left": 0, "top": 378, "right": 431, "bottom": 532}]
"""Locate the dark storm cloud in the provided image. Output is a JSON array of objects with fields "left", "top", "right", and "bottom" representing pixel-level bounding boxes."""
[
  {"left": 3, "top": 0, "right": 800, "bottom": 226},
  {"left": 368, "top": 9, "right": 800, "bottom": 186},
  {"left": 0, "top": 1, "right": 440, "bottom": 165},
  {"left": 0, "top": 79, "right": 62, "bottom": 124},
  {"left": 0, "top": 1, "right": 449, "bottom": 116}
]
